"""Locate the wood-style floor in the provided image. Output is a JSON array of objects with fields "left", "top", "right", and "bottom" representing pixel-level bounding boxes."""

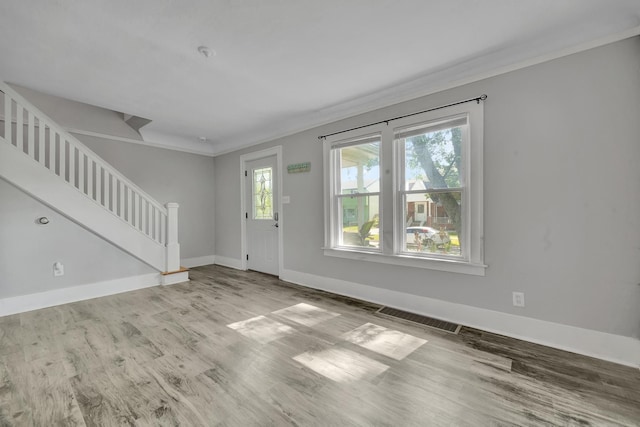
[{"left": 1, "top": 265, "right": 638, "bottom": 426}]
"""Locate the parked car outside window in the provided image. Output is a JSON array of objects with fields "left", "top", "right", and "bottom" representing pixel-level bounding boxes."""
[{"left": 406, "top": 226, "right": 450, "bottom": 248}]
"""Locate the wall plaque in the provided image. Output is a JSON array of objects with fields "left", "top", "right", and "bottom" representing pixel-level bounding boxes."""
[{"left": 287, "top": 162, "right": 311, "bottom": 173}]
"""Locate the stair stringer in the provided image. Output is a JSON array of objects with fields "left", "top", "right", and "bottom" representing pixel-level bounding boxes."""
[{"left": 0, "top": 138, "right": 165, "bottom": 271}]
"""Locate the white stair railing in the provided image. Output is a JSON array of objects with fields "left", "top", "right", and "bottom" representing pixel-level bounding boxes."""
[{"left": 0, "top": 82, "right": 179, "bottom": 272}]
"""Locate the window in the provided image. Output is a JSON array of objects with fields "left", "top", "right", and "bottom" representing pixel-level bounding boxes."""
[
  {"left": 327, "top": 134, "right": 381, "bottom": 250},
  {"left": 323, "top": 101, "right": 485, "bottom": 275},
  {"left": 396, "top": 115, "right": 466, "bottom": 258}
]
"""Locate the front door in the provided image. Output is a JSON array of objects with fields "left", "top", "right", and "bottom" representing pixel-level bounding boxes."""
[
  {"left": 415, "top": 203, "right": 426, "bottom": 222},
  {"left": 245, "top": 156, "right": 279, "bottom": 275}
]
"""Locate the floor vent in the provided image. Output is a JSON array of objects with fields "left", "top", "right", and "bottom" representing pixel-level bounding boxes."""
[{"left": 376, "top": 307, "right": 461, "bottom": 334}]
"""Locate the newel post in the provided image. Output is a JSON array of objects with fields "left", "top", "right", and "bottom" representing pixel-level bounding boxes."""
[{"left": 165, "top": 202, "right": 180, "bottom": 272}]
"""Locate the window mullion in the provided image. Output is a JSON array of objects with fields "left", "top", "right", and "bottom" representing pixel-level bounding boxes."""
[
  {"left": 380, "top": 125, "right": 394, "bottom": 256},
  {"left": 332, "top": 149, "right": 341, "bottom": 246},
  {"left": 394, "top": 136, "right": 405, "bottom": 254}
]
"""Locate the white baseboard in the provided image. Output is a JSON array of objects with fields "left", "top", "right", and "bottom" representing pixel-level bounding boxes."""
[
  {"left": 181, "top": 255, "right": 216, "bottom": 268},
  {"left": 213, "top": 255, "right": 244, "bottom": 270},
  {"left": 281, "top": 269, "right": 640, "bottom": 368},
  {"left": 0, "top": 273, "right": 161, "bottom": 317}
]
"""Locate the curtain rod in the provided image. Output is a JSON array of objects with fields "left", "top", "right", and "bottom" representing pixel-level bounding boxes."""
[{"left": 317, "top": 94, "right": 487, "bottom": 141}]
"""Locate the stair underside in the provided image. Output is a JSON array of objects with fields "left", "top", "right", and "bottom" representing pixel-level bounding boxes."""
[{"left": 0, "top": 138, "right": 165, "bottom": 271}]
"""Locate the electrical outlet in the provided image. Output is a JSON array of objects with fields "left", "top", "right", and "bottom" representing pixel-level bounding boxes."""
[
  {"left": 53, "top": 262, "right": 64, "bottom": 277},
  {"left": 512, "top": 292, "right": 525, "bottom": 307}
]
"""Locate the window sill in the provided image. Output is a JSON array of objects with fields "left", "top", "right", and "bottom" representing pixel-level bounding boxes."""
[{"left": 323, "top": 248, "right": 486, "bottom": 276}]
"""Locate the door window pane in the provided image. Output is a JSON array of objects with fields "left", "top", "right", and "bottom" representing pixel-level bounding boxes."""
[{"left": 253, "top": 167, "right": 273, "bottom": 219}]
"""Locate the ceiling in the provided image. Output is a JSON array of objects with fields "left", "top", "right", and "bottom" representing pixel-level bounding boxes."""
[{"left": 0, "top": 1, "right": 638, "bottom": 156}]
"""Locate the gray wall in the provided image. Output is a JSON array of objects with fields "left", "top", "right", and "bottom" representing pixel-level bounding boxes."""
[
  {"left": 10, "top": 85, "right": 216, "bottom": 260},
  {"left": 0, "top": 179, "right": 154, "bottom": 298},
  {"left": 214, "top": 37, "right": 640, "bottom": 338}
]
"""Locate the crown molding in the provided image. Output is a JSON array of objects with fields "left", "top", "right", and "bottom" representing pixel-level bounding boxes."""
[
  {"left": 211, "top": 25, "right": 640, "bottom": 157},
  {"left": 21, "top": 26, "right": 635, "bottom": 158}
]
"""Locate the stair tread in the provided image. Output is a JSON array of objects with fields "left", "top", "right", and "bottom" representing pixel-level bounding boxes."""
[{"left": 161, "top": 266, "right": 189, "bottom": 275}]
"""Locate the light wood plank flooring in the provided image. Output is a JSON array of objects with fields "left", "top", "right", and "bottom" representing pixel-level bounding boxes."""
[{"left": 1, "top": 265, "right": 638, "bottom": 426}]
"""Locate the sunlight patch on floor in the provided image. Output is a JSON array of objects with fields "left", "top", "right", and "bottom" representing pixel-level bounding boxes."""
[
  {"left": 342, "top": 323, "right": 427, "bottom": 360},
  {"left": 227, "top": 315, "right": 295, "bottom": 344},
  {"left": 293, "top": 348, "right": 389, "bottom": 383},
  {"left": 272, "top": 303, "right": 340, "bottom": 327}
]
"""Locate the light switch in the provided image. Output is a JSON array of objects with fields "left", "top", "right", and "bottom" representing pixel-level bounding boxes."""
[
  {"left": 53, "top": 262, "right": 64, "bottom": 277},
  {"left": 282, "top": 196, "right": 291, "bottom": 204}
]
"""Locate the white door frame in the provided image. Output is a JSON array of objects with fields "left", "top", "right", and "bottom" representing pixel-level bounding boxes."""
[{"left": 240, "top": 146, "right": 283, "bottom": 276}]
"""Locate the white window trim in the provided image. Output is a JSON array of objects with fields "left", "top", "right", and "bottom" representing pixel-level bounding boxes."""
[{"left": 323, "top": 101, "right": 485, "bottom": 276}]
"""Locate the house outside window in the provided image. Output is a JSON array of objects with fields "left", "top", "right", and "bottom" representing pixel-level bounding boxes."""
[{"left": 323, "top": 101, "right": 485, "bottom": 275}]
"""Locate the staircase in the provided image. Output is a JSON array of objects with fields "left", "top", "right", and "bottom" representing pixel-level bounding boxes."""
[{"left": 0, "top": 81, "right": 188, "bottom": 285}]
